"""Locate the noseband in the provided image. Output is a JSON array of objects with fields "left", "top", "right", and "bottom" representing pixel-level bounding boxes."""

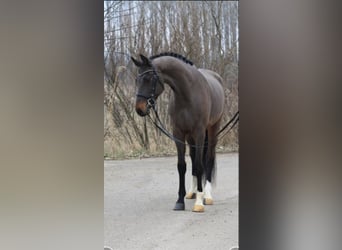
[{"left": 136, "top": 69, "right": 164, "bottom": 110}]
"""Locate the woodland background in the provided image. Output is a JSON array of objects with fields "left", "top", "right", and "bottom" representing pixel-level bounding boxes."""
[{"left": 104, "top": 1, "right": 239, "bottom": 159}]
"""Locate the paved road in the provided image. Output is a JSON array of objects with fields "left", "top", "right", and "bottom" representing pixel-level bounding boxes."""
[{"left": 104, "top": 153, "right": 238, "bottom": 250}]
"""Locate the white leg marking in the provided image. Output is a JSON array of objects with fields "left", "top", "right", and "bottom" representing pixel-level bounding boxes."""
[
  {"left": 195, "top": 192, "right": 204, "bottom": 206},
  {"left": 188, "top": 176, "right": 197, "bottom": 194},
  {"left": 204, "top": 180, "right": 212, "bottom": 199}
]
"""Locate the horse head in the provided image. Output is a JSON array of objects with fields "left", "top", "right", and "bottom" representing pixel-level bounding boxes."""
[{"left": 131, "top": 54, "right": 164, "bottom": 116}]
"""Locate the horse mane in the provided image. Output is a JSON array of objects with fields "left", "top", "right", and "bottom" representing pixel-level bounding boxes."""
[{"left": 149, "top": 52, "right": 194, "bottom": 66}]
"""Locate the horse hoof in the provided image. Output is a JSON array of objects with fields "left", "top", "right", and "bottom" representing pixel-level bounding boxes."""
[
  {"left": 173, "top": 202, "right": 185, "bottom": 210},
  {"left": 204, "top": 198, "right": 213, "bottom": 205},
  {"left": 185, "top": 192, "right": 196, "bottom": 199},
  {"left": 192, "top": 204, "right": 205, "bottom": 212}
]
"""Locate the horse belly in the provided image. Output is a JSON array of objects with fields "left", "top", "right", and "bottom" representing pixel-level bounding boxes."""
[{"left": 170, "top": 108, "right": 207, "bottom": 135}]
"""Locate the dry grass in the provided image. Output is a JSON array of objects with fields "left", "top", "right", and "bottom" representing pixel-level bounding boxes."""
[{"left": 104, "top": 109, "right": 238, "bottom": 160}]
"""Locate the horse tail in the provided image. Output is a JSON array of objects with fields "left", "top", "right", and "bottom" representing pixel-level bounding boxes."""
[
  {"left": 211, "top": 156, "right": 217, "bottom": 187},
  {"left": 202, "top": 130, "right": 208, "bottom": 183}
]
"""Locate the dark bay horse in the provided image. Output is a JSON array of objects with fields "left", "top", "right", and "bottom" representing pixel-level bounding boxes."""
[{"left": 131, "top": 53, "right": 224, "bottom": 212}]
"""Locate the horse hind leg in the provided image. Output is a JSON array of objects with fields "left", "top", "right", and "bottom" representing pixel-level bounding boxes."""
[
  {"left": 203, "top": 165, "right": 214, "bottom": 205},
  {"left": 203, "top": 154, "right": 215, "bottom": 205},
  {"left": 203, "top": 124, "right": 220, "bottom": 205},
  {"left": 193, "top": 190, "right": 205, "bottom": 212},
  {"left": 185, "top": 130, "right": 208, "bottom": 200},
  {"left": 185, "top": 175, "right": 197, "bottom": 199},
  {"left": 204, "top": 180, "right": 214, "bottom": 205}
]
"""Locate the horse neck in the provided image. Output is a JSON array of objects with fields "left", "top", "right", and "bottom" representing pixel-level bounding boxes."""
[{"left": 153, "top": 58, "right": 192, "bottom": 101}]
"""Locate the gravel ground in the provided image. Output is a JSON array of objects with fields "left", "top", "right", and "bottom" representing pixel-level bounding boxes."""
[{"left": 104, "top": 153, "right": 238, "bottom": 250}]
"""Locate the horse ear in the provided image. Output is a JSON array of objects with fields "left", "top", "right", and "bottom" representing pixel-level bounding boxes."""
[
  {"left": 131, "top": 56, "right": 143, "bottom": 67},
  {"left": 139, "top": 54, "right": 151, "bottom": 66}
]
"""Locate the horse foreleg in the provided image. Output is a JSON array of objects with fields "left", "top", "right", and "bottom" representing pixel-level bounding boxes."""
[{"left": 173, "top": 138, "right": 186, "bottom": 211}]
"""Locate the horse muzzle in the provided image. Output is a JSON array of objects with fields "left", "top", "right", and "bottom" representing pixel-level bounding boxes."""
[{"left": 135, "top": 99, "right": 150, "bottom": 117}]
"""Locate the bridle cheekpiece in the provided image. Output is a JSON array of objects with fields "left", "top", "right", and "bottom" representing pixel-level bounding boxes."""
[{"left": 136, "top": 68, "right": 164, "bottom": 110}]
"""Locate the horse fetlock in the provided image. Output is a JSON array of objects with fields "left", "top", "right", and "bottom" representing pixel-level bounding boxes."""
[
  {"left": 185, "top": 192, "right": 196, "bottom": 199},
  {"left": 194, "top": 192, "right": 204, "bottom": 205},
  {"left": 203, "top": 180, "right": 213, "bottom": 204},
  {"left": 192, "top": 192, "right": 205, "bottom": 212},
  {"left": 186, "top": 176, "right": 197, "bottom": 199},
  {"left": 192, "top": 204, "right": 205, "bottom": 212},
  {"left": 204, "top": 198, "right": 214, "bottom": 205}
]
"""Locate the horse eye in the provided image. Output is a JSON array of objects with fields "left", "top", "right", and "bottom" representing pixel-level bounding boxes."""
[{"left": 142, "top": 77, "right": 150, "bottom": 84}]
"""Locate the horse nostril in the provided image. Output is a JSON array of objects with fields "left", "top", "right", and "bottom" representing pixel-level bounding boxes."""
[
  {"left": 136, "top": 100, "right": 148, "bottom": 116},
  {"left": 136, "top": 108, "right": 146, "bottom": 117}
]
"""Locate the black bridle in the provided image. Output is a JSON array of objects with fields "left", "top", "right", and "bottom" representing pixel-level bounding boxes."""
[{"left": 136, "top": 69, "right": 164, "bottom": 111}]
